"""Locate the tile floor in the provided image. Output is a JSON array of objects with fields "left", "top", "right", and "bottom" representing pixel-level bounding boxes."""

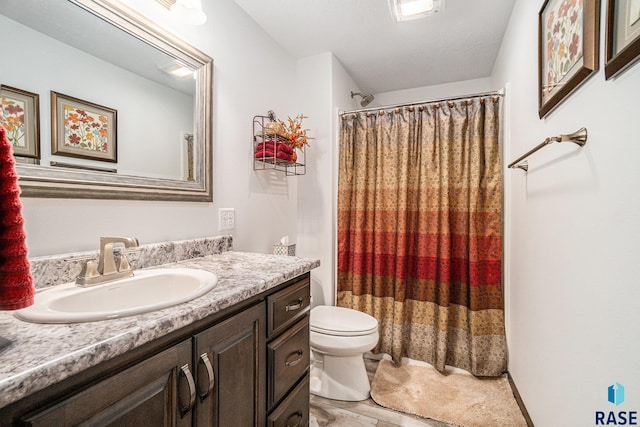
[
  {"left": 309, "top": 358, "right": 455, "bottom": 427},
  {"left": 310, "top": 393, "right": 453, "bottom": 427}
]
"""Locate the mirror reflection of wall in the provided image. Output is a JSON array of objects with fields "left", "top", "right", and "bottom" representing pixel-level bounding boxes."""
[{"left": 0, "top": 6, "right": 195, "bottom": 181}]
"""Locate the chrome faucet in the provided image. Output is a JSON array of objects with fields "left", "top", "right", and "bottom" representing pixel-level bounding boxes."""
[{"left": 76, "top": 236, "right": 140, "bottom": 287}]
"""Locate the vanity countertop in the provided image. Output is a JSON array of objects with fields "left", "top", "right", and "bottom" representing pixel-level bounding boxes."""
[{"left": 0, "top": 251, "right": 320, "bottom": 409}]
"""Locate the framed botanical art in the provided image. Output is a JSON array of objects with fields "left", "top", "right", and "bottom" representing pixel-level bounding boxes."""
[
  {"left": 51, "top": 91, "right": 117, "bottom": 162},
  {"left": 605, "top": 0, "right": 640, "bottom": 78},
  {"left": 539, "top": 0, "right": 601, "bottom": 118},
  {"left": 0, "top": 85, "right": 40, "bottom": 159}
]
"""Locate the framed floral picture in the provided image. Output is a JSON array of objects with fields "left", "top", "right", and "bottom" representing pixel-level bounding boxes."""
[
  {"left": 51, "top": 91, "right": 117, "bottom": 162},
  {"left": 539, "top": 0, "right": 600, "bottom": 118},
  {"left": 605, "top": 0, "right": 640, "bottom": 78},
  {"left": 0, "top": 85, "right": 40, "bottom": 159}
]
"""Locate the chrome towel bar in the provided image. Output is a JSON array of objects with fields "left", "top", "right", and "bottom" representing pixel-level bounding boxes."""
[{"left": 508, "top": 127, "right": 587, "bottom": 170}]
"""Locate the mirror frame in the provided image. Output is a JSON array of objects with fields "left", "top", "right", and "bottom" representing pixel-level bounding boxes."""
[{"left": 16, "top": 0, "right": 213, "bottom": 202}]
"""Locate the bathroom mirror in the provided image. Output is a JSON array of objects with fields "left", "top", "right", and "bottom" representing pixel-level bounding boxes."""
[{"left": 0, "top": 0, "right": 213, "bottom": 201}]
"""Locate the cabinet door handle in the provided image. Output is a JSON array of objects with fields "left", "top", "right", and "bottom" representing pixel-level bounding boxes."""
[
  {"left": 179, "top": 364, "right": 196, "bottom": 418},
  {"left": 285, "top": 297, "right": 304, "bottom": 312},
  {"left": 285, "top": 410, "right": 303, "bottom": 427},
  {"left": 285, "top": 349, "right": 304, "bottom": 367},
  {"left": 198, "top": 353, "right": 215, "bottom": 401}
]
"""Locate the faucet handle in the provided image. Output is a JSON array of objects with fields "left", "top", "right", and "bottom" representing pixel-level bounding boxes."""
[
  {"left": 117, "top": 254, "right": 132, "bottom": 272},
  {"left": 76, "top": 260, "right": 100, "bottom": 286},
  {"left": 82, "top": 260, "right": 100, "bottom": 277}
]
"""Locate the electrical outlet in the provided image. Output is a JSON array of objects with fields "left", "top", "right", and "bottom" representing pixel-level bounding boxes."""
[{"left": 219, "top": 208, "right": 235, "bottom": 231}]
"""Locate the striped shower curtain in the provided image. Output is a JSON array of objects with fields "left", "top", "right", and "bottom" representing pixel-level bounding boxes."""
[{"left": 337, "top": 95, "right": 506, "bottom": 377}]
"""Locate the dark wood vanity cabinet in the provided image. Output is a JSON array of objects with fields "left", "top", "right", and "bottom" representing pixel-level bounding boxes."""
[
  {"left": 19, "top": 339, "right": 194, "bottom": 427},
  {"left": 1, "top": 272, "right": 311, "bottom": 427}
]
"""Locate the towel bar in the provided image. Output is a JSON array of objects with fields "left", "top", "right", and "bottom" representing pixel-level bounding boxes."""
[{"left": 508, "top": 127, "right": 587, "bottom": 170}]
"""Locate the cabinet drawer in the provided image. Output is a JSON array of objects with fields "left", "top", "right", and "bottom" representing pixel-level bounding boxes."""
[
  {"left": 267, "top": 374, "right": 309, "bottom": 427},
  {"left": 267, "top": 316, "right": 309, "bottom": 409},
  {"left": 267, "top": 275, "right": 310, "bottom": 338}
]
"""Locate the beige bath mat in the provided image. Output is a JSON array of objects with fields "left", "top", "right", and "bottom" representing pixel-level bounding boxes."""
[{"left": 370, "top": 359, "right": 527, "bottom": 427}]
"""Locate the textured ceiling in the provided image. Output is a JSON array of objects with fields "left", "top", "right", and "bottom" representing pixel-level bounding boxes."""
[{"left": 232, "top": 0, "right": 516, "bottom": 94}]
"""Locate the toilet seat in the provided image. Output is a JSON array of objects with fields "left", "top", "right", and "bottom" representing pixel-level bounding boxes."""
[{"left": 310, "top": 305, "right": 378, "bottom": 336}]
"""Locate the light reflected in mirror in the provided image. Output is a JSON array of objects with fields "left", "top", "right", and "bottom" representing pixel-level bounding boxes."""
[{"left": 0, "top": 0, "right": 212, "bottom": 201}]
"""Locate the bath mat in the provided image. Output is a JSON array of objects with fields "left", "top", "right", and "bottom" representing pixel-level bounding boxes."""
[{"left": 370, "top": 359, "right": 527, "bottom": 427}]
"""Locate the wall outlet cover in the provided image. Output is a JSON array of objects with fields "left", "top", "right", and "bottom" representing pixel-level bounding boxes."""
[{"left": 218, "top": 208, "right": 235, "bottom": 231}]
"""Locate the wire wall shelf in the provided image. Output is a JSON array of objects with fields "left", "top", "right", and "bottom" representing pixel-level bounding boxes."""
[{"left": 252, "top": 112, "right": 306, "bottom": 176}]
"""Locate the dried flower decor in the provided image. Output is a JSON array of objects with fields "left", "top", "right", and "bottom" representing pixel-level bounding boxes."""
[{"left": 278, "top": 114, "right": 313, "bottom": 149}]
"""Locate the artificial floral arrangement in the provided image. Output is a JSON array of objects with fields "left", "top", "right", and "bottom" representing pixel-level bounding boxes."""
[
  {"left": 278, "top": 114, "right": 312, "bottom": 150},
  {"left": 260, "top": 113, "right": 312, "bottom": 163}
]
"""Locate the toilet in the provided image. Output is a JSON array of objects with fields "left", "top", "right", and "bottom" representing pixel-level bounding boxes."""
[{"left": 309, "top": 305, "right": 379, "bottom": 401}]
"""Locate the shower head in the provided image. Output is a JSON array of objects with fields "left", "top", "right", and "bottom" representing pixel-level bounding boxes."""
[{"left": 350, "top": 91, "right": 375, "bottom": 107}]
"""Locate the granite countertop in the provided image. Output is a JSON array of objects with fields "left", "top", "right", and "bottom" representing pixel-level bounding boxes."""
[{"left": 0, "top": 251, "right": 320, "bottom": 409}]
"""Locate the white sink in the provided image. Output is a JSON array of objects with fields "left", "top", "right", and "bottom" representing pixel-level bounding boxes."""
[{"left": 15, "top": 268, "right": 218, "bottom": 324}]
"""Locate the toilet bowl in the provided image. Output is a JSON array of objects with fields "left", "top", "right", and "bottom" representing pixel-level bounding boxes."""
[{"left": 309, "top": 305, "right": 379, "bottom": 401}]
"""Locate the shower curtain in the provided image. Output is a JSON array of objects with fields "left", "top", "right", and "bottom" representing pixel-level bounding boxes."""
[{"left": 337, "top": 95, "right": 506, "bottom": 377}]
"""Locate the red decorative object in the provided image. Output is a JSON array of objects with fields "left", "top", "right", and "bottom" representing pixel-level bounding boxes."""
[
  {"left": 0, "top": 125, "right": 35, "bottom": 310},
  {"left": 254, "top": 140, "right": 295, "bottom": 162}
]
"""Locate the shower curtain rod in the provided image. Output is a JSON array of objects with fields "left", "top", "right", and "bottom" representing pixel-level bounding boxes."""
[{"left": 339, "top": 89, "right": 504, "bottom": 115}]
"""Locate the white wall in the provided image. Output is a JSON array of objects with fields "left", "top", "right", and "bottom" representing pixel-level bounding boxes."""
[
  {"left": 296, "top": 53, "right": 358, "bottom": 305},
  {"left": 295, "top": 53, "right": 360, "bottom": 307},
  {"left": 295, "top": 53, "right": 333, "bottom": 306},
  {"left": 20, "top": 0, "right": 299, "bottom": 256},
  {"left": 492, "top": 0, "right": 640, "bottom": 425}
]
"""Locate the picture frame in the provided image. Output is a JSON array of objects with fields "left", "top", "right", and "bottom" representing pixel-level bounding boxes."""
[
  {"left": 51, "top": 91, "right": 117, "bottom": 162},
  {"left": 539, "top": 0, "right": 600, "bottom": 118},
  {"left": 50, "top": 161, "right": 117, "bottom": 173},
  {"left": 605, "top": 0, "right": 640, "bottom": 79},
  {"left": 0, "top": 85, "right": 40, "bottom": 159}
]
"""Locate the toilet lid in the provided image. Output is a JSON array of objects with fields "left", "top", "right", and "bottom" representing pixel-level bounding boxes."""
[{"left": 310, "top": 305, "right": 378, "bottom": 336}]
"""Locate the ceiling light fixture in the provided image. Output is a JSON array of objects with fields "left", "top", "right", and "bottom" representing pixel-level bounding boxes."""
[
  {"left": 388, "top": 0, "right": 444, "bottom": 22},
  {"left": 169, "top": 0, "right": 207, "bottom": 26},
  {"left": 160, "top": 63, "right": 195, "bottom": 78}
]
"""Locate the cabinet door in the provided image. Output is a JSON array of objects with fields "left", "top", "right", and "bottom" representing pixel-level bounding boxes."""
[
  {"left": 194, "top": 302, "right": 265, "bottom": 427},
  {"left": 20, "top": 339, "right": 194, "bottom": 427}
]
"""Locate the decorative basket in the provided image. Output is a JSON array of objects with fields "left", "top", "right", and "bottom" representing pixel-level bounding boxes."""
[{"left": 273, "top": 243, "right": 296, "bottom": 256}]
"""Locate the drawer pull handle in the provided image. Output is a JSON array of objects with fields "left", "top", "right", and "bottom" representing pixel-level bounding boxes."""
[
  {"left": 285, "top": 297, "right": 304, "bottom": 312},
  {"left": 198, "top": 353, "right": 215, "bottom": 401},
  {"left": 179, "top": 364, "right": 196, "bottom": 418},
  {"left": 285, "top": 349, "right": 304, "bottom": 367},
  {"left": 285, "top": 410, "right": 303, "bottom": 427}
]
